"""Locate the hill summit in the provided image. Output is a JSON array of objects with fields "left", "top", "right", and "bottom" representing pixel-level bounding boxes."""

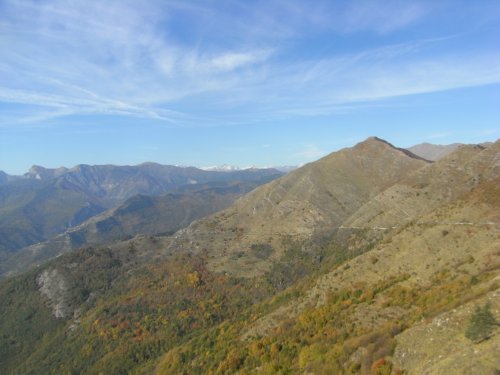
[
  {"left": 165, "top": 136, "right": 428, "bottom": 276},
  {"left": 0, "top": 137, "right": 498, "bottom": 375}
]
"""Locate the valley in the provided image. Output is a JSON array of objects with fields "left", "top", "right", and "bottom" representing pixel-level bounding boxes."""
[
  {"left": 0, "top": 137, "right": 498, "bottom": 374},
  {"left": 2, "top": 1, "right": 500, "bottom": 373},
  {"left": 0, "top": 165, "right": 282, "bottom": 277}
]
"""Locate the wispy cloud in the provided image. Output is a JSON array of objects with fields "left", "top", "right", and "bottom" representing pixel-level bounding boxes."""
[
  {"left": 0, "top": 0, "right": 499, "bottom": 127},
  {"left": 210, "top": 50, "right": 273, "bottom": 72},
  {"left": 0, "top": 0, "right": 285, "bottom": 125}
]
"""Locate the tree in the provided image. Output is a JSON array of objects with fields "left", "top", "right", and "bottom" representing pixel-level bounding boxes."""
[{"left": 465, "top": 303, "right": 497, "bottom": 343}]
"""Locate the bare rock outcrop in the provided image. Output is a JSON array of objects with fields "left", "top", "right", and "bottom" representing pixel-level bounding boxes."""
[{"left": 37, "top": 268, "right": 72, "bottom": 318}]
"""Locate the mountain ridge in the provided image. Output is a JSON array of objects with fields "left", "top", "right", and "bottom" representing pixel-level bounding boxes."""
[
  {"left": 162, "top": 136, "right": 430, "bottom": 277},
  {"left": 0, "top": 180, "right": 275, "bottom": 278},
  {"left": 0, "top": 137, "right": 498, "bottom": 374},
  {"left": 367, "top": 136, "right": 432, "bottom": 161},
  {"left": 0, "top": 164, "right": 283, "bottom": 256},
  {"left": 407, "top": 142, "right": 462, "bottom": 161}
]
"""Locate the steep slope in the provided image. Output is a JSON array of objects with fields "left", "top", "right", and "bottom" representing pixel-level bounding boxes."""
[
  {"left": 0, "top": 178, "right": 105, "bottom": 252},
  {"left": 0, "top": 171, "right": 23, "bottom": 185},
  {"left": 1, "top": 137, "right": 497, "bottom": 374},
  {"left": 0, "top": 164, "right": 283, "bottom": 254},
  {"left": 1, "top": 181, "right": 270, "bottom": 277},
  {"left": 393, "top": 288, "right": 499, "bottom": 374},
  {"left": 0, "top": 232, "right": 277, "bottom": 375},
  {"left": 407, "top": 142, "right": 462, "bottom": 161},
  {"left": 51, "top": 163, "right": 282, "bottom": 205},
  {"left": 242, "top": 141, "right": 499, "bottom": 337},
  {"left": 168, "top": 137, "right": 428, "bottom": 277},
  {"left": 69, "top": 181, "right": 262, "bottom": 243},
  {"left": 156, "top": 150, "right": 499, "bottom": 374},
  {"left": 0, "top": 171, "right": 12, "bottom": 185},
  {"left": 0, "top": 234, "right": 174, "bottom": 374},
  {"left": 344, "top": 142, "right": 499, "bottom": 229}
]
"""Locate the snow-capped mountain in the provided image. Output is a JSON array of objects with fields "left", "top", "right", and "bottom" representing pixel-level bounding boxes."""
[
  {"left": 201, "top": 164, "right": 297, "bottom": 173},
  {"left": 201, "top": 164, "right": 244, "bottom": 172}
]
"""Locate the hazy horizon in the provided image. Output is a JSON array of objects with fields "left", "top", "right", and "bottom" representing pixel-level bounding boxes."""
[
  {"left": 1, "top": 0, "right": 499, "bottom": 174},
  {"left": 2, "top": 135, "right": 498, "bottom": 176}
]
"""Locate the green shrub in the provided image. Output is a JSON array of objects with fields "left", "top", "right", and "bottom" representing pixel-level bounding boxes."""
[
  {"left": 250, "top": 243, "right": 274, "bottom": 259},
  {"left": 465, "top": 302, "right": 497, "bottom": 343}
]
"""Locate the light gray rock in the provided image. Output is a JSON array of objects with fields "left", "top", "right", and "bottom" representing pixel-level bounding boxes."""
[{"left": 37, "top": 268, "right": 71, "bottom": 318}]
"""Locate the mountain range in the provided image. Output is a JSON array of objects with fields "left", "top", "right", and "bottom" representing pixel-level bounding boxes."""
[
  {"left": 202, "top": 165, "right": 298, "bottom": 173},
  {"left": 0, "top": 137, "right": 498, "bottom": 374},
  {"left": 0, "top": 164, "right": 282, "bottom": 274},
  {"left": 0, "top": 180, "right": 275, "bottom": 278}
]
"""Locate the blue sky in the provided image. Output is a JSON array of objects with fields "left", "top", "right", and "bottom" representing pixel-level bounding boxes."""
[{"left": 0, "top": 0, "right": 499, "bottom": 174}]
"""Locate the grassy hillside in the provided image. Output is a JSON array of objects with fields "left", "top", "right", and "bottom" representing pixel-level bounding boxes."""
[
  {"left": 151, "top": 175, "right": 499, "bottom": 374},
  {"left": 0, "top": 138, "right": 497, "bottom": 374},
  {"left": 164, "top": 137, "right": 428, "bottom": 278}
]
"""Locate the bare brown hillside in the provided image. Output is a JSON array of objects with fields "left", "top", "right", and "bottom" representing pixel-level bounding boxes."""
[
  {"left": 2, "top": 137, "right": 498, "bottom": 375},
  {"left": 344, "top": 142, "right": 499, "bottom": 229},
  {"left": 237, "top": 147, "right": 499, "bottom": 373},
  {"left": 166, "top": 137, "right": 428, "bottom": 277}
]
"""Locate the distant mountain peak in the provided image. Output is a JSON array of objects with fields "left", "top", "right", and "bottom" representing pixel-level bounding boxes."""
[
  {"left": 354, "top": 136, "right": 431, "bottom": 162},
  {"left": 26, "top": 165, "right": 68, "bottom": 180},
  {"left": 366, "top": 135, "right": 389, "bottom": 143},
  {"left": 356, "top": 136, "right": 401, "bottom": 149},
  {"left": 407, "top": 142, "right": 463, "bottom": 161},
  {"left": 360, "top": 136, "right": 405, "bottom": 149}
]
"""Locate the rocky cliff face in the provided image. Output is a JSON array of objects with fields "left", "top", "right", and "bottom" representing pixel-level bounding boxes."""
[{"left": 37, "top": 268, "right": 72, "bottom": 318}]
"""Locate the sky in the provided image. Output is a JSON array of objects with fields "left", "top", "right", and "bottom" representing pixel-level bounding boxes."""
[{"left": 0, "top": 0, "right": 499, "bottom": 174}]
